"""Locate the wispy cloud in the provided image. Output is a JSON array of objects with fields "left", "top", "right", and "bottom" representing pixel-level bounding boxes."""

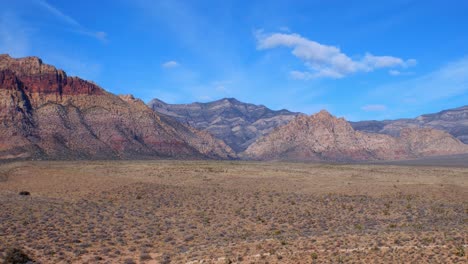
[
  {"left": 361, "top": 104, "right": 387, "bottom": 112},
  {"left": 256, "top": 31, "right": 416, "bottom": 79},
  {"left": 389, "top": 69, "right": 402, "bottom": 76},
  {"left": 35, "top": 0, "right": 107, "bottom": 42},
  {"left": 388, "top": 69, "right": 415, "bottom": 76},
  {"left": 162, "top": 61, "right": 179, "bottom": 68},
  {"left": 372, "top": 57, "right": 468, "bottom": 104}
]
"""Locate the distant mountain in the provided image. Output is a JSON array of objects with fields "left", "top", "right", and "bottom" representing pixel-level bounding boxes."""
[
  {"left": 244, "top": 110, "right": 468, "bottom": 161},
  {"left": 351, "top": 106, "right": 468, "bottom": 144},
  {"left": 148, "top": 98, "right": 300, "bottom": 152},
  {"left": 0, "top": 54, "right": 235, "bottom": 160},
  {"left": 2, "top": 54, "right": 466, "bottom": 162}
]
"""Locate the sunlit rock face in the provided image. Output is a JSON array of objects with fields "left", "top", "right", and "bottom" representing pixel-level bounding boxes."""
[
  {"left": 244, "top": 110, "right": 468, "bottom": 161},
  {"left": 0, "top": 54, "right": 235, "bottom": 160}
]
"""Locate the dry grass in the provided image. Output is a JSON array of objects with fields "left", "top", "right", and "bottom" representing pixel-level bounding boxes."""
[{"left": 0, "top": 160, "right": 467, "bottom": 263}]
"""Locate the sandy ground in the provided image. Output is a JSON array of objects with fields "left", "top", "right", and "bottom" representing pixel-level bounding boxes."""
[{"left": 0, "top": 160, "right": 467, "bottom": 263}]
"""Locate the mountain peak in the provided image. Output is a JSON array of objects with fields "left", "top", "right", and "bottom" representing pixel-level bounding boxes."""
[
  {"left": 313, "top": 109, "right": 333, "bottom": 119},
  {"left": 148, "top": 97, "right": 299, "bottom": 152},
  {"left": 148, "top": 98, "right": 168, "bottom": 107},
  {"left": 0, "top": 55, "right": 235, "bottom": 160},
  {"left": 0, "top": 54, "right": 52, "bottom": 75},
  {"left": 221, "top": 97, "right": 238, "bottom": 102},
  {"left": 215, "top": 97, "right": 240, "bottom": 105},
  {"left": 0, "top": 54, "right": 104, "bottom": 96}
]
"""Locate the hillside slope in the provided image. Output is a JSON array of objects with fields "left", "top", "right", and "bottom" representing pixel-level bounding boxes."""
[
  {"left": 244, "top": 110, "right": 468, "bottom": 161},
  {"left": 149, "top": 98, "right": 299, "bottom": 152},
  {"left": 0, "top": 54, "right": 235, "bottom": 160},
  {"left": 351, "top": 106, "right": 468, "bottom": 144}
]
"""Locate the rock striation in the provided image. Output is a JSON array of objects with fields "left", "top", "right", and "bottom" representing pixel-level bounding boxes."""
[
  {"left": 244, "top": 110, "right": 468, "bottom": 161},
  {"left": 148, "top": 98, "right": 299, "bottom": 152},
  {"left": 0, "top": 54, "right": 235, "bottom": 160}
]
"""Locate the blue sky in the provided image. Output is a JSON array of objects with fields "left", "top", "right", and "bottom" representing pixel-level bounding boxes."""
[{"left": 1, "top": 0, "right": 467, "bottom": 121}]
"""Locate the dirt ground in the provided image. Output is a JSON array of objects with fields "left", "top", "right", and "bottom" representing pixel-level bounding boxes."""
[{"left": 0, "top": 160, "right": 467, "bottom": 263}]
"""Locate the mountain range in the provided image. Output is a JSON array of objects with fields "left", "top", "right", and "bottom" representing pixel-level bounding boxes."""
[
  {"left": 1, "top": 54, "right": 467, "bottom": 162},
  {"left": 149, "top": 98, "right": 299, "bottom": 152},
  {"left": 0, "top": 54, "right": 234, "bottom": 160},
  {"left": 149, "top": 98, "right": 468, "bottom": 160},
  {"left": 243, "top": 110, "right": 468, "bottom": 161},
  {"left": 351, "top": 106, "right": 468, "bottom": 144},
  {"left": 148, "top": 98, "right": 468, "bottom": 161}
]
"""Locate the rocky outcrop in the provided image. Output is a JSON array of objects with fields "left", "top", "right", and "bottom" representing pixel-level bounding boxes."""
[
  {"left": 148, "top": 98, "right": 300, "bottom": 152},
  {"left": 0, "top": 54, "right": 104, "bottom": 96},
  {"left": 0, "top": 54, "right": 235, "bottom": 160},
  {"left": 351, "top": 106, "right": 468, "bottom": 144},
  {"left": 244, "top": 110, "right": 468, "bottom": 161}
]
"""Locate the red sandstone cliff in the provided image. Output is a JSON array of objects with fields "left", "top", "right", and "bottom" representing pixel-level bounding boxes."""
[{"left": 0, "top": 54, "right": 235, "bottom": 160}]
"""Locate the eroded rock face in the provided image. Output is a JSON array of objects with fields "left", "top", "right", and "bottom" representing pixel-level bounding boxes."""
[
  {"left": 351, "top": 106, "right": 468, "bottom": 144},
  {"left": 244, "top": 110, "right": 468, "bottom": 161},
  {"left": 0, "top": 54, "right": 235, "bottom": 160},
  {"left": 148, "top": 98, "right": 299, "bottom": 152},
  {"left": 0, "top": 54, "right": 104, "bottom": 96}
]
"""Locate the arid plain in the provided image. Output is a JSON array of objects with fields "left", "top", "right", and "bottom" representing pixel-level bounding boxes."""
[{"left": 0, "top": 161, "right": 467, "bottom": 263}]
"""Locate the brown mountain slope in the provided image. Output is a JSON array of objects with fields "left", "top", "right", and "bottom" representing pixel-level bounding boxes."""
[
  {"left": 351, "top": 106, "right": 468, "bottom": 144},
  {"left": 243, "top": 110, "right": 468, "bottom": 161},
  {"left": 0, "top": 54, "right": 235, "bottom": 160}
]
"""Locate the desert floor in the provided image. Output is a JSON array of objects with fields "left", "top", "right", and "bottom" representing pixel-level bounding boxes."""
[{"left": 0, "top": 160, "right": 467, "bottom": 263}]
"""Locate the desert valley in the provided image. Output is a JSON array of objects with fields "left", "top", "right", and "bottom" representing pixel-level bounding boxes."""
[
  {"left": 0, "top": 160, "right": 467, "bottom": 264},
  {"left": 0, "top": 54, "right": 466, "bottom": 263},
  {"left": 1, "top": 2, "right": 468, "bottom": 263}
]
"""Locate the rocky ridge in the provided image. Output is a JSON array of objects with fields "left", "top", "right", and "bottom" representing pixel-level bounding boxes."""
[
  {"left": 351, "top": 106, "right": 468, "bottom": 144},
  {"left": 244, "top": 110, "right": 468, "bottom": 161},
  {"left": 148, "top": 98, "right": 299, "bottom": 152},
  {"left": 0, "top": 54, "right": 235, "bottom": 160}
]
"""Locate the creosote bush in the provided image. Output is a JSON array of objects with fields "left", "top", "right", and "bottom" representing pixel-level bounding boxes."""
[{"left": 3, "top": 248, "right": 33, "bottom": 264}]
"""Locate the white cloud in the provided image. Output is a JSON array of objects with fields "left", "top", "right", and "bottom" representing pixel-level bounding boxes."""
[
  {"left": 256, "top": 31, "right": 416, "bottom": 79},
  {"left": 35, "top": 0, "right": 107, "bottom": 42},
  {"left": 388, "top": 69, "right": 401, "bottom": 76},
  {"left": 361, "top": 53, "right": 408, "bottom": 70},
  {"left": 361, "top": 104, "right": 387, "bottom": 112},
  {"left": 162, "top": 60, "right": 179, "bottom": 68},
  {"left": 290, "top": 70, "right": 310, "bottom": 80}
]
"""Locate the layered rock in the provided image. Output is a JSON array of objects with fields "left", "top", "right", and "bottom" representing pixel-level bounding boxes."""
[
  {"left": 0, "top": 54, "right": 235, "bottom": 160},
  {"left": 351, "top": 106, "right": 468, "bottom": 144},
  {"left": 244, "top": 110, "right": 468, "bottom": 161},
  {"left": 148, "top": 98, "right": 299, "bottom": 152}
]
